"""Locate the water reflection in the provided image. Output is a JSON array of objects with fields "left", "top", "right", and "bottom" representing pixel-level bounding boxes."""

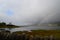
[{"left": 0, "top": 26, "right": 60, "bottom": 32}]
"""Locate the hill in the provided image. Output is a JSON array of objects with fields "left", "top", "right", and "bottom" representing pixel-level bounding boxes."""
[{"left": 0, "top": 22, "right": 20, "bottom": 28}]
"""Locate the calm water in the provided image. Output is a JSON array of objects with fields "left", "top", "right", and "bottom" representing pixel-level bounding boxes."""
[
  {"left": 0, "top": 26, "right": 60, "bottom": 32},
  {"left": 9, "top": 26, "right": 60, "bottom": 32}
]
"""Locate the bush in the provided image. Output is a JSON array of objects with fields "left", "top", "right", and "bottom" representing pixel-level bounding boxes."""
[{"left": 0, "top": 22, "right": 6, "bottom": 26}]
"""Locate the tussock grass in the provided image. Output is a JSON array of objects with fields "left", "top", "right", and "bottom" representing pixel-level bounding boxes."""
[{"left": 14, "top": 30, "right": 60, "bottom": 38}]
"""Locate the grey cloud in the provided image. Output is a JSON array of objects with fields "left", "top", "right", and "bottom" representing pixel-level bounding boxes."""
[{"left": 0, "top": 0, "right": 60, "bottom": 25}]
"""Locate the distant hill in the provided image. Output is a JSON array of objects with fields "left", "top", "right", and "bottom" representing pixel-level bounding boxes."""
[
  {"left": 0, "top": 22, "right": 20, "bottom": 28},
  {"left": 50, "top": 21, "right": 60, "bottom": 24}
]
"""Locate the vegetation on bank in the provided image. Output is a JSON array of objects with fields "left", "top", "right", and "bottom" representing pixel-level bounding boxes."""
[
  {"left": 0, "top": 31, "right": 58, "bottom": 40},
  {"left": 0, "top": 22, "right": 20, "bottom": 28},
  {"left": 14, "top": 30, "right": 60, "bottom": 38}
]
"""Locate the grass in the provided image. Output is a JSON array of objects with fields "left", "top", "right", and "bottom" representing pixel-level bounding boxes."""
[{"left": 13, "top": 30, "right": 60, "bottom": 38}]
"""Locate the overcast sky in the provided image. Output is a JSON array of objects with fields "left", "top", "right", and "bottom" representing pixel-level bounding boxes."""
[{"left": 0, "top": 0, "right": 60, "bottom": 25}]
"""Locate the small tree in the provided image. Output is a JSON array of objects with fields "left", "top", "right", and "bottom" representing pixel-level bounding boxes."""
[
  {"left": 0, "top": 22, "right": 6, "bottom": 26},
  {"left": 2, "top": 22, "right": 6, "bottom": 25}
]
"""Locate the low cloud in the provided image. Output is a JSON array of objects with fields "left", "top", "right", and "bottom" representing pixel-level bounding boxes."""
[{"left": 0, "top": 0, "right": 60, "bottom": 25}]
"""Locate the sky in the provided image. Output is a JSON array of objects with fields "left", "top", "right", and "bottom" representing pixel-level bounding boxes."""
[{"left": 0, "top": 0, "right": 60, "bottom": 26}]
